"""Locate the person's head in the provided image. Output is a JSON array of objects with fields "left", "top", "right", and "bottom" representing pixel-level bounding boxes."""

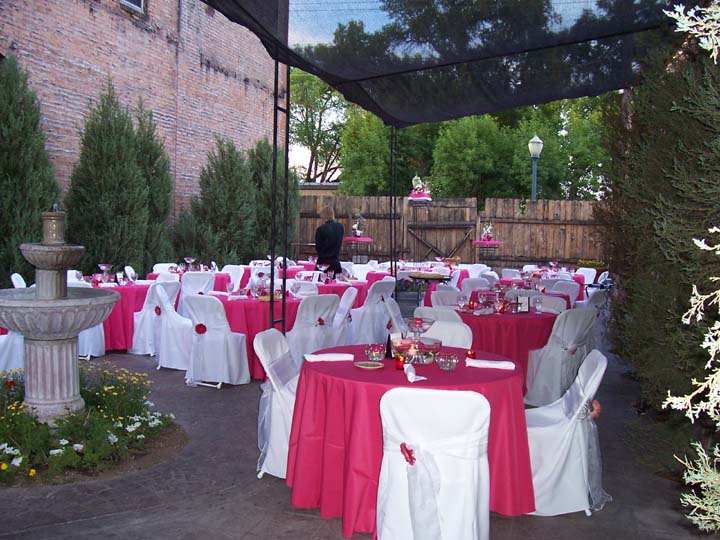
[{"left": 320, "top": 206, "right": 335, "bottom": 221}]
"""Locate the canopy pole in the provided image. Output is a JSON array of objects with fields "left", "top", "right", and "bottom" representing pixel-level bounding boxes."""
[{"left": 389, "top": 126, "right": 398, "bottom": 290}]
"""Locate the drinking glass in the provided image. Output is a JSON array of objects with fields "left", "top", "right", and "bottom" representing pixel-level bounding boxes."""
[
  {"left": 368, "top": 343, "right": 385, "bottom": 362},
  {"left": 457, "top": 293, "right": 468, "bottom": 311},
  {"left": 533, "top": 296, "right": 543, "bottom": 314},
  {"left": 226, "top": 281, "right": 234, "bottom": 294}
]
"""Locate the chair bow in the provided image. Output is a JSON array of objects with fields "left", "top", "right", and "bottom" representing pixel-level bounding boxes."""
[
  {"left": 400, "top": 442, "right": 416, "bottom": 465},
  {"left": 154, "top": 306, "right": 161, "bottom": 316}
]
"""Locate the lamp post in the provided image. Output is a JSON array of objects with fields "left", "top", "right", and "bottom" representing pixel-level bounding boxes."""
[{"left": 528, "top": 135, "right": 543, "bottom": 201}]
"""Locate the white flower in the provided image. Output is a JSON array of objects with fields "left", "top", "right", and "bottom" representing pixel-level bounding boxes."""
[
  {"left": 136, "top": 434, "right": 145, "bottom": 440},
  {"left": 49, "top": 449, "right": 63, "bottom": 456},
  {"left": 148, "top": 419, "right": 161, "bottom": 428},
  {"left": 11, "top": 456, "right": 22, "bottom": 467},
  {"left": 0, "top": 443, "right": 7, "bottom": 452},
  {"left": 114, "top": 421, "right": 123, "bottom": 428},
  {"left": 4, "top": 446, "right": 19, "bottom": 456},
  {"left": 107, "top": 433, "right": 118, "bottom": 445},
  {"left": 58, "top": 439, "right": 69, "bottom": 446},
  {"left": 125, "top": 422, "right": 141, "bottom": 433},
  {"left": 144, "top": 400, "right": 155, "bottom": 408},
  {"left": 169, "top": 413, "right": 176, "bottom": 420},
  {"left": 72, "top": 444, "right": 84, "bottom": 453}
]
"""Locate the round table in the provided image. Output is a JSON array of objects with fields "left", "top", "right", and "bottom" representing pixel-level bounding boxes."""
[
  {"left": 145, "top": 272, "right": 232, "bottom": 292},
  {"left": 458, "top": 310, "right": 556, "bottom": 391},
  {"left": 286, "top": 344, "right": 535, "bottom": 537},
  {"left": 98, "top": 283, "right": 151, "bottom": 351}
]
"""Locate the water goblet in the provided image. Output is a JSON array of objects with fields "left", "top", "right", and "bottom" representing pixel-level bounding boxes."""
[
  {"left": 457, "top": 293, "right": 468, "bottom": 311},
  {"left": 369, "top": 343, "right": 385, "bottom": 362},
  {"left": 226, "top": 281, "right": 234, "bottom": 294},
  {"left": 532, "top": 295, "right": 543, "bottom": 314}
]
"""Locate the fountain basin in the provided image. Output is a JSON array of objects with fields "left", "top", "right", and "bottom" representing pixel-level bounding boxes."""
[
  {"left": 0, "top": 288, "right": 119, "bottom": 339},
  {"left": 20, "top": 243, "right": 84, "bottom": 270}
]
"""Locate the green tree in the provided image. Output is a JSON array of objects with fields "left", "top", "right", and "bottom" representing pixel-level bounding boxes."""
[
  {"left": 65, "top": 82, "right": 148, "bottom": 275},
  {"left": 339, "top": 107, "right": 389, "bottom": 195},
  {"left": 0, "top": 55, "right": 59, "bottom": 288},
  {"left": 134, "top": 100, "right": 173, "bottom": 274},
  {"left": 290, "top": 69, "right": 347, "bottom": 183}
]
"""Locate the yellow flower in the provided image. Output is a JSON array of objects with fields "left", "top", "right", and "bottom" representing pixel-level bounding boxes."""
[
  {"left": 29, "top": 468, "right": 36, "bottom": 477},
  {"left": 1, "top": 463, "right": 7, "bottom": 471}
]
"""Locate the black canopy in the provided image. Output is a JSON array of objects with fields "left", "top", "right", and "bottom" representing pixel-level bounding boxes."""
[{"left": 202, "top": 0, "right": 683, "bottom": 126}]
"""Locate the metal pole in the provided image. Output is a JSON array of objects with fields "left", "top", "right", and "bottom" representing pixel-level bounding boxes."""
[
  {"left": 531, "top": 155, "right": 539, "bottom": 201},
  {"left": 389, "top": 127, "right": 398, "bottom": 281}
]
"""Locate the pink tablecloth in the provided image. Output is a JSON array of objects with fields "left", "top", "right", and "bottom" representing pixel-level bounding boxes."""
[
  {"left": 316, "top": 282, "right": 367, "bottom": 308},
  {"left": 146, "top": 272, "right": 232, "bottom": 292},
  {"left": 459, "top": 310, "right": 556, "bottom": 391},
  {"left": 101, "top": 283, "right": 151, "bottom": 351},
  {"left": 366, "top": 271, "right": 391, "bottom": 285},
  {"left": 215, "top": 295, "right": 301, "bottom": 379},
  {"left": 286, "top": 344, "right": 534, "bottom": 536},
  {"left": 422, "top": 269, "right": 470, "bottom": 306}
]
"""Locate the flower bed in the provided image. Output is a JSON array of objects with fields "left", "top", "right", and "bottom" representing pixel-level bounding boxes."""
[{"left": 0, "top": 363, "right": 173, "bottom": 483}]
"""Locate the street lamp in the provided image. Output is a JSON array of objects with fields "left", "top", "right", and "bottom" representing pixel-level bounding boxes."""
[{"left": 528, "top": 135, "right": 544, "bottom": 201}]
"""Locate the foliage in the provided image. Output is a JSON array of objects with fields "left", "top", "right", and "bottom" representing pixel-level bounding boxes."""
[
  {"left": 290, "top": 69, "right": 347, "bottom": 182},
  {"left": 0, "top": 55, "right": 59, "bottom": 288},
  {"left": 0, "top": 364, "right": 172, "bottom": 483},
  {"left": 598, "top": 46, "right": 720, "bottom": 408},
  {"left": 665, "top": 3, "right": 720, "bottom": 64},
  {"left": 134, "top": 100, "right": 173, "bottom": 274},
  {"left": 65, "top": 81, "right": 149, "bottom": 276}
]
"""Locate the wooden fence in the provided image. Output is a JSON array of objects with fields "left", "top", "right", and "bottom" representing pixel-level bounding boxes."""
[{"left": 293, "top": 195, "right": 604, "bottom": 269}]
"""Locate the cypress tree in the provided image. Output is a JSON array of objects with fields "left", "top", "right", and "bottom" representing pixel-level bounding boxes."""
[
  {"left": 65, "top": 82, "right": 148, "bottom": 275},
  {"left": 134, "top": 100, "right": 173, "bottom": 274},
  {"left": 0, "top": 55, "right": 59, "bottom": 288}
]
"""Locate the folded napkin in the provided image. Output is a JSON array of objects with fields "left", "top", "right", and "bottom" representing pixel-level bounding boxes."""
[
  {"left": 98, "top": 283, "right": 117, "bottom": 288},
  {"left": 472, "top": 308, "right": 494, "bottom": 316},
  {"left": 465, "top": 358, "right": 516, "bottom": 370},
  {"left": 404, "top": 363, "right": 428, "bottom": 382},
  {"left": 134, "top": 279, "right": 155, "bottom": 285},
  {"left": 209, "top": 291, "right": 229, "bottom": 297},
  {"left": 304, "top": 353, "right": 354, "bottom": 362}
]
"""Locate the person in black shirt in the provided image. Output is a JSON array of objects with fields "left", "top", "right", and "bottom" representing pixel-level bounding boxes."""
[{"left": 314, "top": 206, "right": 344, "bottom": 275}]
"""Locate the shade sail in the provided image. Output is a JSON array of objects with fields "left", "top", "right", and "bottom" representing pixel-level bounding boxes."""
[{"left": 202, "top": 0, "right": 685, "bottom": 126}]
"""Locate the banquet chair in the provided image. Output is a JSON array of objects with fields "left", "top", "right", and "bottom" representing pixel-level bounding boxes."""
[
  {"left": 423, "top": 320, "right": 473, "bottom": 349},
  {"left": 254, "top": 328, "right": 302, "bottom": 479},
  {"left": 597, "top": 271, "right": 610, "bottom": 284},
  {"left": 152, "top": 262, "right": 177, "bottom": 274},
  {"left": 340, "top": 261, "right": 354, "bottom": 279},
  {"left": 156, "top": 271, "right": 179, "bottom": 282},
  {"left": 67, "top": 269, "right": 82, "bottom": 282},
  {"left": 385, "top": 296, "right": 409, "bottom": 336},
  {"left": 10, "top": 273, "right": 26, "bottom": 288},
  {"left": 413, "top": 306, "right": 463, "bottom": 323},
  {"left": 0, "top": 331, "right": 24, "bottom": 372},
  {"left": 480, "top": 271, "right": 499, "bottom": 287},
  {"left": 550, "top": 280, "right": 581, "bottom": 308},
  {"left": 350, "top": 279, "right": 397, "bottom": 344},
  {"left": 577, "top": 289, "right": 611, "bottom": 350},
  {"left": 524, "top": 308, "right": 598, "bottom": 407},
  {"left": 377, "top": 387, "right": 491, "bottom": 540},
  {"left": 430, "top": 266, "right": 451, "bottom": 277},
  {"left": 523, "top": 264, "right": 540, "bottom": 273},
  {"left": 177, "top": 271, "right": 214, "bottom": 318},
  {"left": 352, "top": 264, "right": 372, "bottom": 281},
  {"left": 575, "top": 267, "right": 597, "bottom": 286},
  {"left": 448, "top": 269, "right": 462, "bottom": 289},
  {"left": 220, "top": 264, "right": 248, "bottom": 292},
  {"left": 249, "top": 259, "right": 272, "bottom": 267},
  {"left": 436, "top": 283, "right": 459, "bottom": 294},
  {"left": 154, "top": 285, "right": 192, "bottom": 372},
  {"left": 431, "top": 290, "right": 459, "bottom": 308},
  {"left": 128, "top": 281, "right": 181, "bottom": 356},
  {"left": 556, "top": 271, "right": 574, "bottom": 280},
  {"left": 184, "top": 294, "right": 250, "bottom": 388},
  {"left": 526, "top": 349, "right": 611, "bottom": 516},
  {"left": 468, "top": 264, "right": 489, "bottom": 279},
  {"left": 124, "top": 265, "right": 138, "bottom": 282},
  {"left": 67, "top": 281, "right": 105, "bottom": 358},
  {"left": 293, "top": 281, "right": 319, "bottom": 297},
  {"left": 286, "top": 295, "right": 340, "bottom": 362},
  {"left": 274, "top": 256, "right": 296, "bottom": 268},
  {"left": 461, "top": 277, "right": 490, "bottom": 297},
  {"left": 504, "top": 289, "right": 543, "bottom": 301},
  {"left": 501, "top": 268, "right": 522, "bottom": 280},
  {"left": 538, "top": 295, "right": 568, "bottom": 314},
  {"left": 331, "top": 286, "right": 359, "bottom": 346}
]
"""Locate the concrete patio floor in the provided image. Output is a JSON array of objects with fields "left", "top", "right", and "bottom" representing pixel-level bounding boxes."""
[{"left": 0, "top": 294, "right": 703, "bottom": 539}]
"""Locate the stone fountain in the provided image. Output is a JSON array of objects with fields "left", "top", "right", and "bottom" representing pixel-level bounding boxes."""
[{"left": 0, "top": 212, "right": 119, "bottom": 425}]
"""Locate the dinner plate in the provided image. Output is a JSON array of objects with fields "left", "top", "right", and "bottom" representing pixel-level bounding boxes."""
[
  {"left": 354, "top": 361, "right": 384, "bottom": 370},
  {"left": 258, "top": 295, "right": 283, "bottom": 302}
]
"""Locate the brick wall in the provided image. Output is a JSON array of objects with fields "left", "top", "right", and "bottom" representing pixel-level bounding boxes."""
[{"left": 0, "top": 0, "right": 285, "bottom": 216}]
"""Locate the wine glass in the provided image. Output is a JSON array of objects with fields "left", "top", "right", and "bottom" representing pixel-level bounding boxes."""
[
  {"left": 457, "top": 293, "right": 468, "bottom": 311},
  {"left": 317, "top": 263, "right": 329, "bottom": 273},
  {"left": 405, "top": 317, "right": 433, "bottom": 341},
  {"left": 226, "top": 280, "right": 234, "bottom": 294},
  {"left": 533, "top": 295, "right": 543, "bottom": 314}
]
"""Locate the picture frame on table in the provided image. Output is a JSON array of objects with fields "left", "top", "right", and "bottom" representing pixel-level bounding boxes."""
[{"left": 517, "top": 296, "right": 530, "bottom": 313}]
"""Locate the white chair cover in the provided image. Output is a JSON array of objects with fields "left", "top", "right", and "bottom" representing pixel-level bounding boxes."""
[
  {"left": 413, "top": 306, "right": 462, "bottom": 323},
  {"left": 254, "top": 328, "right": 302, "bottom": 479},
  {"left": 274, "top": 256, "right": 296, "bottom": 268},
  {"left": 10, "top": 273, "right": 26, "bottom": 288},
  {"left": 0, "top": 331, "right": 24, "bottom": 372},
  {"left": 152, "top": 262, "right": 177, "bottom": 273},
  {"left": 352, "top": 264, "right": 373, "bottom": 281},
  {"left": 377, "top": 387, "right": 491, "bottom": 540},
  {"left": 525, "top": 308, "right": 598, "bottom": 407},
  {"left": 293, "top": 281, "right": 319, "bottom": 297},
  {"left": 436, "top": 283, "right": 459, "bottom": 293},
  {"left": 286, "top": 295, "right": 340, "bottom": 362},
  {"left": 350, "top": 279, "right": 397, "bottom": 344},
  {"left": 448, "top": 270, "right": 462, "bottom": 289},
  {"left": 538, "top": 294, "right": 568, "bottom": 314},
  {"left": 556, "top": 271, "right": 573, "bottom": 280},
  {"left": 526, "top": 349, "right": 611, "bottom": 516},
  {"left": 220, "top": 264, "right": 248, "bottom": 292},
  {"left": 550, "top": 280, "right": 581, "bottom": 307},
  {"left": 67, "top": 269, "right": 83, "bottom": 282},
  {"left": 430, "top": 266, "right": 451, "bottom": 277},
  {"left": 597, "top": 271, "right": 609, "bottom": 284},
  {"left": 124, "top": 265, "right": 137, "bottom": 281},
  {"left": 385, "top": 296, "right": 409, "bottom": 336},
  {"left": 480, "top": 271, "right": 499, "bottom": 287},
  {"left": 331, "top": 286, "right": 359, "bottom": 346},
  {"left": 68, "top": 281, "right": 105, "bottom": 357},
  {"left": 156, "top": 271, "right": 180, "bottom": 282},
  {"left": 501, "top": 268, "right": 522, "bottom": 280},
  {"left": 177, "top": 271, "right": 214, "bottom": 318},
  {"left": 461, "top": 277, "right": 490, "bottom": 296},
  {"left": 430, "top": 290, "right": 459, "bottom": 308},
  {"left": 523, "top": 264, "right": 540, "bottom": 272},
  {"left": 468, "top": 264, "right": 489, "bottom": 279},
  {"left": 249, "top": 259, "right": 272, "bottom": 267},
  {"left": 184, "top": 294, "right": 250, "bottom": 386},
  {"left": 154, "top": 285, "right": 192, "bottom": 371},
  {"left": 423, "top": 320, "right": 473, "bottom": 349},
  {"left": 575, "top": 267, "right": 597, "bottom": 285},
  {"left": 128, "top": 281, "right": 181, "bottom": 356},
  {"left": 577, "top": 290, "right": 611, "bottom": 350},
  {"left": 504, "top": 289, "right": 543, "bottom": 301}
]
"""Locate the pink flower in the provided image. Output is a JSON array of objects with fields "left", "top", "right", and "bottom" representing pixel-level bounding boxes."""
[
  {"left": 195, "top": 323, "right": 207, "bottom": 335},
  {"left": 317, "top": 317, "right": 325, "bottom": 326},
  {"left": 591, "top": 399, "right": 602, "bottom": 418},
  {"left": 154, "top": 306, "right": 161, "bottom": 316}
]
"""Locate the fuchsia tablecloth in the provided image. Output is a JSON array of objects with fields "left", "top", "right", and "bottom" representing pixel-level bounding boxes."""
[
  {"left": 366, "top": 271, "right": 392, "bottom": 285},
  {"left": 215, "top": 295, "right": 301, "bottom": 379},
  {"left": 145, "top": 272, "right": 232, "bottom": 292},
  {"left": 459, "top": 310, "right": 556, "bottom": 391},
  {"left": 101, "top": 283, "right": 151, "bottom": 351},
  {"left": 316, "top": 282, "right": 367, "bottom": 308},
  {"left": 286, "top": 344, "right": 535, "bottom": 536}
]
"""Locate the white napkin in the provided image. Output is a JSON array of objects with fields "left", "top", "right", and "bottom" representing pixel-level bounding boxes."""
[
  {"left": 209, "top": 291, "right": 229, "bottom": 297},
  {"left": 98, "top": 283, "right": 117, "bottom": 288},
  {"left": 404, "top": 363, "right": 428, "bottom": 382},
  {"left": 135, "top": 279, "right": 155, "bottom": 285},
  {"left": 465, "top": 358, "right": 516, "bottom": 370},
  {"left": 304, "top": 353, "right": 354, "bottom": 362},
  {"left": 472, "top": 308, "right": 494, "bottom": 316}
]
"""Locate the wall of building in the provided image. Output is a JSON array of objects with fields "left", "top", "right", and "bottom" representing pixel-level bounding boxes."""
[{"left": 0, "top": 0, "right": 284, "bottom": 215}]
